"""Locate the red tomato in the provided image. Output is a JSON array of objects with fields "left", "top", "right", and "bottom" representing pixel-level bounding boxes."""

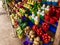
[
  {"left": 37, "top": 28, "right": 43, "bottom": 36},
  {"left": 42, "top": 33, "right": 51, "bottom": 44},
  {"left": 45, "top": 14, "right": 50, "bottom": 21},
  {"left": 50, "top": 18, "right": 56, "bottom": 24},
  {"left": 32, "top": 25, "right": 38, "bottom": 32},
  {"left": 42, "top": 23, "right": 49, "bottom": 32}
]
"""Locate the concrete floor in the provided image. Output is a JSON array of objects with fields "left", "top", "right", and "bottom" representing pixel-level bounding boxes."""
[
  {"left": 0, "top": 1, "right": 23, "bottom": 45},
  {"left": 0, "top": 15, "right": 21, "bottom": 45}
]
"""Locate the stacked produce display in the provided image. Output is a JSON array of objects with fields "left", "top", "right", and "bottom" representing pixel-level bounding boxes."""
[{"left": 9, "top": 0, "right": 60, "bottom": 45}]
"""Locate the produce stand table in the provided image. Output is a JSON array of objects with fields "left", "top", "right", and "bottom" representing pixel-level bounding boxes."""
[{"left": 5, "top": 0, "right": 60, "bottom": 45}]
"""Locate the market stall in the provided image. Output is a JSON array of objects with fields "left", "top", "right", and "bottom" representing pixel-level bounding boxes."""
[{"left": 6, "top": 0, "right": 60, "bottom": 45}]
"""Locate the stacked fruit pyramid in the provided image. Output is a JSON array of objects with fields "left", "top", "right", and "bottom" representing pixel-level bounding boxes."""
[{"left": 10, "top": 0, "right": 60, "bottom": 45}]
